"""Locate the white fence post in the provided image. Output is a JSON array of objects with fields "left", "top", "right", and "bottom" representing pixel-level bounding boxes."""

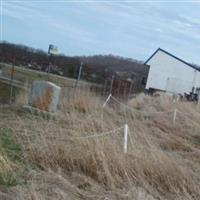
[
  {"left": 124, "top": 124, "right": 128, "bottom": 154},
  {"left": 173, "top": 108, "right": 177, "bottom": 124},
  {"left": 102, "top": 94, "right": 112, "bottom": 108}
]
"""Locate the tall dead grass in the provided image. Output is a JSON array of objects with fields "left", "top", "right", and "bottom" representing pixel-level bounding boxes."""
[{"left": 1, "top": 90, "right": 200, "bottom": 199}]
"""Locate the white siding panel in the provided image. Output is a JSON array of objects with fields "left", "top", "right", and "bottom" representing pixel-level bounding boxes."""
[
  {"left": 194, "top": 72, "right": 200, "bottom": 89},
  {"left": 145, "top": 50, "right": 198, "bottom": 94}
]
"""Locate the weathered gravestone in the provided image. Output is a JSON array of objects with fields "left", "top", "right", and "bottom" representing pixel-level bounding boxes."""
[{"left": 23, "top": 81, "right": 61, "bottom": 117}]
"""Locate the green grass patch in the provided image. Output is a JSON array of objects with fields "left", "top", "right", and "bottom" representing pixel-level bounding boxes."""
[
  {"left": 0, "top": 128, "right": 23, "bottom": 187},
  {"left": 0, "top": 81, "right": 20, "bottom": 104},
  {"left": 0, "top": 63, "right": 75, "bottom": 87},
  {"left": 0, "top": 62, "right": 100, "bottom": 89},
  {"left": 191, "top": 135, "right": 200, "bottom": 146},
  {"left": 0, "top": 128, "right": 22, "bottom": 161},
  {"left": 0, "top": 172, "right": 18, "bottom": 187}
]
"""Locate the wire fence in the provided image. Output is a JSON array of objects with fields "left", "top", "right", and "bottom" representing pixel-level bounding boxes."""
[
  {"left": 72, "top": 126, "right": 124, "bottom": 140},
  {"left": 1, "top": 68, "right": 200, "bottom": 154},
  {"left": 102, "top": 93, "right": 200, "bottom": 125}
]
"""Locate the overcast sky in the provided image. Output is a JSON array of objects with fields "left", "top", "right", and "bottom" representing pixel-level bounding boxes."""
[{"left": 1, "top": 0, "right": 200, "bottom": 63}]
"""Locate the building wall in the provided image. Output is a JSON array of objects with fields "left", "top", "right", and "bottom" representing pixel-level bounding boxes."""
[
  {"left": 194, "top": 72, "right": 200, "bottom": 90},
  {"left": 145, "top": 50, "right": 200, "bottom": 94}
]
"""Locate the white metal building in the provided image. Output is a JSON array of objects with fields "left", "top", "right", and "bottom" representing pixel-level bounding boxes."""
[{"left": 145, "top": 48, "right": 200, "bottom": 94}]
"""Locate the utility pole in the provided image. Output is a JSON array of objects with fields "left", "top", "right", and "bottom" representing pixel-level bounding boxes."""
[{"left": 75, "top": 62, "right": 83, "bottom": 88}]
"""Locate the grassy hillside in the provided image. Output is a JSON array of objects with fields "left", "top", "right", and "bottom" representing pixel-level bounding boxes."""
[
  {"left": 0, "top": 63, "right": 101, "bottom": 88},
  {"left": 0, "top": 91, "right": 200, "bottom": 199},
  {"left": 0, "top": 42, "right": 149, "bottom": 85}
]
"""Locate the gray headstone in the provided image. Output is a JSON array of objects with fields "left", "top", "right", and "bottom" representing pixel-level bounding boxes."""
[{"left": 28, "top": 80, "right": 61, "bottom": 113}]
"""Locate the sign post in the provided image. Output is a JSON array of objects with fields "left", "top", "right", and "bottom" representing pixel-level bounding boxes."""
[{"left": 47, "top": 44, "right": 59, "bottom": 80}]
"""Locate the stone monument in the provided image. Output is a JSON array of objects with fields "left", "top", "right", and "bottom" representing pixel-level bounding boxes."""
[{"left": 23, "top": 80, "right": 61, "bottom": 117}]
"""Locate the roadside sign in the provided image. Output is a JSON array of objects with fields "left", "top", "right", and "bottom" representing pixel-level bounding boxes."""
[{"left": 48, "top": 44, "right": 59, "bottom": 55}]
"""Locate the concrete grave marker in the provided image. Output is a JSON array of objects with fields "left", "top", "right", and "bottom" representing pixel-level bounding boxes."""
[{"left": 23, "top": 81, "right": 61, "bottom": 117}]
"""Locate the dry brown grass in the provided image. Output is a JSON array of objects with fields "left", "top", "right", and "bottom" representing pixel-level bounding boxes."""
[{"left": 0, "top": 90, "right": 200, "bottom": 199}]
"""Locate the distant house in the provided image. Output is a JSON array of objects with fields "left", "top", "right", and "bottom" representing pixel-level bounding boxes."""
[{"left": 145, "top": 48, "right": 200, "bottom": 95}]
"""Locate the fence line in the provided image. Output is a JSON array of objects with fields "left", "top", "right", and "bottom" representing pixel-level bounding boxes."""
[
  {"left": 176, "top": 109, "right": 200, "bottom": 118},
  {"left": 15, "top": 124, "right": 130, "bottom": 154},
  {"left": 103, "top": 94, "right": 174, "bottom": 115},
  {"left": 176, "top": 110, "right": 200, "bottom": 128},
  {"left": 75, "top": 124, "right": 130, "bottom": 154},
  {"left": 73, "top": 125, "right": 124, "bottom": 139},
  {"left": 102, "top": 94, "right": 112, "bottom": 108},
  {"left": 17, "top": 126, "right": 125, "bottom": 141},
  {"left": 102, "top": 94, "right": 200, "bottom": 127}
]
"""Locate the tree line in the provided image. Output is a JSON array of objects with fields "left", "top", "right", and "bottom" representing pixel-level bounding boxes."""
[{"left": 0, "top": 41, "right": 149, "bottom": 87}]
